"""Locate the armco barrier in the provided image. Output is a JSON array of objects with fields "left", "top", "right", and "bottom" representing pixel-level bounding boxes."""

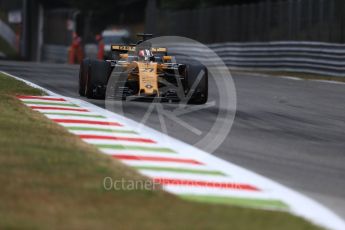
[
  {"left": 210, "top": 41, "right": 345, "bottom": 77},
  {"left": 209, "top": 41, "right": 345, "bottom": 77},
  {"left": 42, "top": 44, "right": 69, "bottom": 63},
  {"left": 42, "top": 44, "right": 97, "bottom": 63},
  {"left": 0, "top": 19, "right": 16, "bottom": 49},
  {"left": 169, "top": 41, "right": 345, "bottom": 77},
  {"left": 42, "top": 41, "right": 345, "bottom": 77}
]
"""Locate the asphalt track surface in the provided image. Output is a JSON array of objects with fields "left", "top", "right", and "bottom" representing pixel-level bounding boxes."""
[{"left": 1, "top": 60, "right": 345, "bottom": 220}]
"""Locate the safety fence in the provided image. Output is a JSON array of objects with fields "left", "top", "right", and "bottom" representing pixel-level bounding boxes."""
[
  {"left": 168, "top": 41, "right": 345, "bottom": 77},
  {"left": 212, "top": 41, "right": 345, "bottom": 77},
  {"left": 42, "top": 41, "right": 345, "bottom": 77}
]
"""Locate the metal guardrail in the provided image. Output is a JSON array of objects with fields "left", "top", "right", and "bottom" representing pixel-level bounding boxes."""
[
  {"left": 42, "top": 45, "right": 69, "bottom": 63},
  {"left": 42, "top": 41, "right": 345, "bottom": 77},
  {"left": 170, "top": 41, "right": 345, "bottom": 77},
  {"left": 211, "top": 41, "right": 345, "bottom": 77},
  {"left": 0, "top": 19, "right": 16, "bottom": 49},
  {"left": 42, "top": 44, "right": 97, "bottom": 63}
]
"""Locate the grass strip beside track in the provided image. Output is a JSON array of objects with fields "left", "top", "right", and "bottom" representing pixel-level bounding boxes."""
[{"left": 0, "top": 73, "right": 322, "bottom": 230}]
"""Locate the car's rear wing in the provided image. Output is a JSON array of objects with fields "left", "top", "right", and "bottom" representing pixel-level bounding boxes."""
[
  {"left": 111, "top": 45, "right": 136, "bottom": 52},
  {"left": 111, "top": 45, "right": 167, "bottom": 53},
  {"left": 152, "top": 47, "right": 167, "bottom": 53}
]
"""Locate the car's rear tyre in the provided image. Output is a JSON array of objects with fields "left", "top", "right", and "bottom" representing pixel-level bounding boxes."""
[
  {"left": 85, "top": 59, "right": 111, "bottom": 99},
  {"left": 186, "top": 64, "right": 208, "bottom": 104},
  {"left": 79, "top": 58, "right": 90, "bottom": 96}
]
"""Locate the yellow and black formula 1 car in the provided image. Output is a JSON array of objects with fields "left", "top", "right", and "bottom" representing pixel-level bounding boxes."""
[{"left": 79, "top": 34, "right": 208, "bottom": 104}]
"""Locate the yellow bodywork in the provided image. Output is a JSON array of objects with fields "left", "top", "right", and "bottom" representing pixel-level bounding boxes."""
[
  {"left": 124, "top": 61, "right": 159, "bottom": 96},
  {"left": 137, "top": 62, "right": 159, "bottom": 95},
  {"left": 112, "top": 45, "right": 170, "bottom": 96}
]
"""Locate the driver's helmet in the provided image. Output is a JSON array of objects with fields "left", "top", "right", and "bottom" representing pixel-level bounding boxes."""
[{"left": 138, "top": 49, "right": 153, "bottom": 61}]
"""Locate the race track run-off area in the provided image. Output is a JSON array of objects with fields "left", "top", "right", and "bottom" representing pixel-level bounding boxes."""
[{"left": 7, "top": 71, "right": 344, "bottom": 230}]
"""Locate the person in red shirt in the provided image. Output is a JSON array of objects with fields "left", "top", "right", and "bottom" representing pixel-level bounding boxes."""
[
  {"left": 69, "top": 32, "right": 84, "bottom": 64},
  {"left": 96, "top": 34, "right": 104, "bottom": 60}
]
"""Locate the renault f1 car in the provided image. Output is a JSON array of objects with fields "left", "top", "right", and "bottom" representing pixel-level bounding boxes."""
[{"left": 79, "top": 33, "right": 208, "bottom": 104}]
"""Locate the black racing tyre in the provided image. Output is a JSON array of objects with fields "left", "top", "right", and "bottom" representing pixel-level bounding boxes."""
[
  {"left": 186, "top": 64, "right": 208, "bottom": 104},
  {"left": 85, "top": 59, "right": 111, "bottom": 99},
  {"left": 78, "top": 58, "right": 90, "bottom": 96}
]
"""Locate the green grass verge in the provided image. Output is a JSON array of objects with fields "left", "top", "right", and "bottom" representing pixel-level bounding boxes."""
[{"left": 0, "top": 72, "right": 323, "bottom": 230}]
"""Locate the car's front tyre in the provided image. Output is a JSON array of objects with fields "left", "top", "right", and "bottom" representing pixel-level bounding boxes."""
[
  {"left": 79, "top": 58, "right": 90, "bottom": 96},
  {"left": 84, "top": 59, "right": 111, "bottom": 99},
  {"left": 186, "top": 64, "right": 208, "bottom": 104}
]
